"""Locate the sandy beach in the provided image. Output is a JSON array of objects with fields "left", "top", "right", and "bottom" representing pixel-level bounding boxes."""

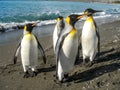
[{"left": 0, "top": 20, "right": 120, "bottom": 90}]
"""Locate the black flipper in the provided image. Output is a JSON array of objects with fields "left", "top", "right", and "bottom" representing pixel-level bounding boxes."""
[
  {"left": 13, "top": 41, "right": 21, "bottom": 64},
  {"left": 55, "top": 33, "right": 69, "bottom": 76},
  {"left": 35, "top": 35, "right": 46, "bottom": 64},
  {"left": 94, "top": 21, "right": 100, "bottom": 56}
]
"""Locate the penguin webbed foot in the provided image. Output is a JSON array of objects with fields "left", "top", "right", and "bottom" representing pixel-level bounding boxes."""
[
  {"left": 86, "top": 61, "right": 93, "bottom": 67},
  {"left": 60, "top": 74, "right": 69, "bottom": 83},
  {"left": 23, "top": 71, "right": 30, "bottom": 78},
  {"left": 31, "top": 71, "right": 38, "bottom": 77},
  {"left": 54, "top": 74, "right": 70, "bottom": 86}
]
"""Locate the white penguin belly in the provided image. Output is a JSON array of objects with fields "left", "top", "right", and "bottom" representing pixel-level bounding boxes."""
[
  {"left": 59, "top": 33, "right": 78, "bottom": 73},
  {"left": 21, "top": 34, "right": 38, "bottom": 67},
  {"left": 82, "top": 23, "right": 98, "bottom": 57}
]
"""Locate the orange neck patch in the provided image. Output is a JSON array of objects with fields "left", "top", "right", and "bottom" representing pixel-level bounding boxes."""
[
  {"left": 86, "top": 16, "right": 94, "bottom": 23},
  {"left": 69, "top": 28, "right": 77, "bottom": 38}
]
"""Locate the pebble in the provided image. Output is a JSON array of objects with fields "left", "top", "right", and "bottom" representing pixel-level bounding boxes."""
[{"left": 43, "top": 77, "right": 46, "bottom": 80}]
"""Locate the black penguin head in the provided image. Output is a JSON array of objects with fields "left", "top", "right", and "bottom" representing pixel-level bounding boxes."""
[
  {"left": 24, "top": 22, "right": 38, "bottom": 33},
  {"left": 66, "top": 14, "right": 83, "bottom": 26},
  {"left": 84, "top": 8, "right": 102, "bottom": 16},
  {"left": 57, "top": 16, "right": 64, "bottom": 21}
]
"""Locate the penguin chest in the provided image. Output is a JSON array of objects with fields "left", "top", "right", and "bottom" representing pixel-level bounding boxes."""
[
  {"left": 62, "top": 29, "right": 78, "bottom": 59},
  {"left": 21, "top": 34, "right": 38, "bottom": 65},
  {"left": 82, "top": 22, "right": 98, "bottom": 55},
  {"left": 82, "top": 21, "right": 96, "bottom": 36},
  {"left": 58, "top": 29, "right": 78, "bottom": 73}
]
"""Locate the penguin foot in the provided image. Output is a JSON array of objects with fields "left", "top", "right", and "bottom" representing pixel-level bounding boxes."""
[
  {"left": 31, "top": 71, "right": 38, "bottom": 77},
  {"left": 23, "top": 71, "right": 30, "bottom": 78},
  {"left": 60, "top": 74, "right": 69, "bottom": 83},
  {"left": 87, "top": 61, "right": 93, "bottom": 67},
  {"left": 60, "top": 78, "right": 68, "bottom": 83},
  {"left": 82, "top": 60, "right": 87, "bottom": 66},
  {"left": 64, "top": 74, "right": 68, "bottom": 79},
  {"left": 60, "top": 79, "right": 65, "bottom": 83}
]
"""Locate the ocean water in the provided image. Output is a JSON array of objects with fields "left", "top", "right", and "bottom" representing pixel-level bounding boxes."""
[
  {"left": 0, "top": 1, "right": 120, "bottom": 32},
  {"left": 0, "top": 1, "right": 120, "bottom": 44}
]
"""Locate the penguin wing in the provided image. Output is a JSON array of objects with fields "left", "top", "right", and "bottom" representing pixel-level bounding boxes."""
[
  {"left": 13, "top": 40, "right": 21, "bottom": 64},
  {"left": 55, "top": 32, "right": 69, "bottom": 70},
  {"left": 35, "top": 35, "right": 46, "bottom": 64},
  {"left": 94, "top": 21, "right": 100, "bottom": 56}
]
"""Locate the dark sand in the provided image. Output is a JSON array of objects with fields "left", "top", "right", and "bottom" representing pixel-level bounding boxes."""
[{"left": 0, "top": 21, "right": 120, "bottom": 90}]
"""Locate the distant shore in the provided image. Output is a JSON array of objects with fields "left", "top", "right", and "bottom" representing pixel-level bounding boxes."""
[
  {"left": 45, "top": 0, "right": 120, "bottom": 4},
  {"left": 1, "top": 0, "right": 120, "bottom": 4}
]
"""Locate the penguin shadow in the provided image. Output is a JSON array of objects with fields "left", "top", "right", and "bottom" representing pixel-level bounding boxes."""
[
  {"left": 67, "top": 49, "right": 120, "bottom": 83},
  {"left": 68, "top": 62, "right": 120, "bottom": 83},
  {"left": 75, "top": 57, "right": 83, "bottom": 66},
  {"left": 75, "top": 43, "right": 83, "bottom": 65},
  {"left": 37, "top": 65, "right": 56, "bottom": 74},
  {"left": 76, "top": 46, "right": 116, "bottom": 65},
  {"left": 95, "top": 48, "right": 119, "bottom": 63}
]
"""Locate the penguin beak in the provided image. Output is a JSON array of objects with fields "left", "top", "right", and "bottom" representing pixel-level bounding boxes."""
[
  {"left": 32, "top": 21, "right": 40, "bottom": 27},
  {"left": 83, "top": 10, "right": 103, "bottom": 16},
  {"left": 94, "top": 10, "right": 103, "bottom": 13}
]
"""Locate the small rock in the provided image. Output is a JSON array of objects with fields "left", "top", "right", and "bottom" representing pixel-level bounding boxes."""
[
  {"left": 44, "top": 77, "right": 46, "bottom": 80},
  {"left": 43, "top": 72, "right": 46, "bottom": 75},
  {"left": 96, "top": 81, "right": 104, "bottom": 88},
  {"left": 106, "top": 83, "right": 110, "bottom": 86},
  {"left": 118, "top": 69, "right": 120, "bottom": 71},
  {"left": 5, "top": 86, "right": 9, "bottom": 88},
  {"left": 82, "top": 87, "right": 86, "bottom": 90}
]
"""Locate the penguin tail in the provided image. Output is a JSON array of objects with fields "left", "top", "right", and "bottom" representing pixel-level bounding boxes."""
[
  {"left": 13, "top": 56, "right": 17, "bottom": 64},
  {"left": 38, "top": 45, "right": 47, "bottom": 64},
  {"left": 42, "top": 55, "right": 47, "bottom": 64}
]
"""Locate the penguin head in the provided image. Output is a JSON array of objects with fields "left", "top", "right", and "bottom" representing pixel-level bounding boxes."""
[
  {"left": 56, "top": 16, "right": 65, "bottom": 31},
  {"left": 24, "top": 22, "right": 39, "bottom": 33},
  {"left": 57, "top": 16, "right": 64, "bottom": 21},
  {"left": 66, "top": 14, "right": 83, "bottom": 26},
  {"left": 84, "top": 8, "right": 102, "bottom": 16}
]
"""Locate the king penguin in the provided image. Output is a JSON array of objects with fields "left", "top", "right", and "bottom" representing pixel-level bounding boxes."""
[
  {"left": 81, "top": 8, "right": 102, "bottom": 66},
  {"left": 55, "top": 14, "right": 83, "bottom": 82},
  {"left": 13, "top": 23, "right": 46, "bottom": 78},
  {"left": 53, "top": 16, "right": 64, "bottom": 52}
]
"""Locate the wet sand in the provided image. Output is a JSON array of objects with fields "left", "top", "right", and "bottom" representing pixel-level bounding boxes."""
[{"left": 0, "top": 20, "right": 120, "bottom": 90}]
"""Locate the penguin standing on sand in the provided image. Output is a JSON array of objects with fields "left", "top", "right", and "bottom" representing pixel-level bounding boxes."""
[
  {"left": 81, "top": 8, "right": 102, "bottom": 66},
  {"left": 13, "top": 23, "right": 46, "bottom": 78},
  {"left": 55, "top": 14, "right": 83, "bottom": 82},
  {"left": 53, "top": 16, "right": 64, "bottom": 52}
]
